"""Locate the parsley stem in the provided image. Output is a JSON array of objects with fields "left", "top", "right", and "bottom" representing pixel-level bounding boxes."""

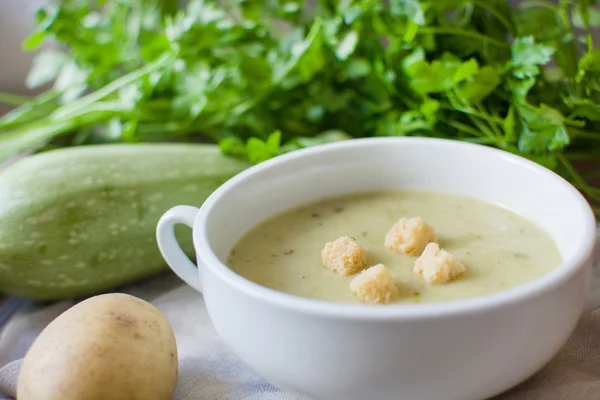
[
  {"left": 417, "top": 27, "right": 509, "bottom": 48},
  {"left": 461, "top": 137, "right": 503, "bottom": 144},
  {"left": 471, "top": 0, "right": 514, "bottom": 34},
  {"left": 557, "top": 153, "right": 588, "bottom": 187},
  {"left": 438, "top": 117, "right": 486, "bottom": 137},
  {"left": 558, "top": 0, "right": 572, "bottom": 31},
  {"left": 137, "top": 121, "right": 193, "bottom": 135},
  {"left": 64, "top": 102, "right": 128, "bottom": 117},
  {"left": 519, "top": 1, "right": 556, "bottom": 12},
  {"left": 0, "top": 111, "right": 108, "bottom": 162},
  {"left": 0, "top": 90, "right": 61, "bottom": 128},
  {"left": 52, "top": 53, "right": 173, "bottom": 119},
  {"left": 0, "top": 53, "right": 174, "bottom": 162},
  {"left": 0, "top": 93, "right": 33, "bottom": 106},
  {"left": 475, "top": 103, "right": 504, "bottom": 137},
  {"left": 467, "top": 115, "right": 497, "bottom": 139},
  {"left": 438, "top": 103, "right": 505, "bottom": 124}
]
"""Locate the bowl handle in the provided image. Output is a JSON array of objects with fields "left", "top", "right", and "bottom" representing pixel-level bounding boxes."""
[
  {"left": 156, "top": 205, "right": 203, "bottom": 293},
  {"left": 584, "top": 227, "right": 600, "bottom": 312}
]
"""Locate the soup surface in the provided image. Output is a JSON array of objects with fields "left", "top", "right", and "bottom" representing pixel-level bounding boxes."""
[{"left": 227, "top": 191, "right": 561, "bottom": 304}]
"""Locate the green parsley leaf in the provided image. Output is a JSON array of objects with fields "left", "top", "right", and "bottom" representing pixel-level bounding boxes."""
[
  {"left": 456, "top": 66, "right": 501, "bottom": 104},
  {"left": 246, "top": 130, "right": 281, "bottom": 164},
  {"left": 511, "top": 36, "right": 555, "bottom": 68},
  {"left": 25, "top": 50, "right": 67, "bottom": 89},
  {"left": 517, "top": 105, "right": 569, "bottom": 153}
]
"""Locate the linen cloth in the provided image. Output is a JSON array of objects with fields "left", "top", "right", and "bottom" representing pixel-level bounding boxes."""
[{"left": 1, "top": 272, "right": 600, "bottom": 400}]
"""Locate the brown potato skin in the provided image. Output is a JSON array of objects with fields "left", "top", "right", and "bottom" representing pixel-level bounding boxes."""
[{"left": 17, "top": 293, "right": 178, "bottom": 400}]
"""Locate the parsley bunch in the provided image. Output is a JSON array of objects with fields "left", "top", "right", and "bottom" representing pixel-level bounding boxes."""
[{"left": 2, "top": 0, "right": 600, "bottom": 209}]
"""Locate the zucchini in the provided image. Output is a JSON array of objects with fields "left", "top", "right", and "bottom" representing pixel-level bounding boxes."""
[{"left": 0, "top": 144, "right": 249, "bottom": 300}]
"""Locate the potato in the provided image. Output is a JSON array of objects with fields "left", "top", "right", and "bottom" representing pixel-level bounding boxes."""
[{"left": 17, "top": 293, "right": 178, "bottom": 400}]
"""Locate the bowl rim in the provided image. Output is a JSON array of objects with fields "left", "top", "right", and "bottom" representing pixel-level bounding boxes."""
[{"left": 194, "top": 137, "right": 597, "bottom": 320}]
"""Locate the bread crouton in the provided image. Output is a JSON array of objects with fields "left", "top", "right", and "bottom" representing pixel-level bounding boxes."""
[
  {"left": 321, "top": 236, "right": 367, "bottom": 275},
  {"left": 384, "top": 217, "right": 437, "bottom": 256},
  {"left": 350, "top": 264, "right": 399, "bottom": 304},
  {"left": 413, "top": 243, "right": 466, "bottom": 284}
]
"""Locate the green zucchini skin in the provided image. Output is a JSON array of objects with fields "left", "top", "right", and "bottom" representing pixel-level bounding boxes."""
[{"left": 0, "top": 144, "right": 249, "bottom": 300}]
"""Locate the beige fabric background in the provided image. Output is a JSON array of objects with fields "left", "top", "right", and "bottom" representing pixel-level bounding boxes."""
[{"left": 497, "top": 311, "right": 600, "bottom": 399}]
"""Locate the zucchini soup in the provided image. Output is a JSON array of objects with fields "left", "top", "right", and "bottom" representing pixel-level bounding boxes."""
[{"left": 227, "top": 191, "right": 561, "bottom": 305}]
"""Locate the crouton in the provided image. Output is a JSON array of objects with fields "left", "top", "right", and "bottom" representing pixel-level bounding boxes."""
[
  {"left": 413, "top": 243, "right": 466, "bottom": 284},
  {"left": 350, "top": 264, "right": 399, "bottom": 304},
  {"left": 384, "top": 217, "right": 437, "bottom": 256},
  {"left": 321, "top": 236, "right": 367, "bottom": 275}
]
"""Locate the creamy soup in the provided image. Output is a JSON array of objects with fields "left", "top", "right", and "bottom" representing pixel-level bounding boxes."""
[{"left": 227, "top": 191, "right": 561, "bottom": 304}]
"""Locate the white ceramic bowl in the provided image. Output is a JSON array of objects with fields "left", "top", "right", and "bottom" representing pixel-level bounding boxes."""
[{"left": 156, "top": 137, "right": 599, "bottom": 400}]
